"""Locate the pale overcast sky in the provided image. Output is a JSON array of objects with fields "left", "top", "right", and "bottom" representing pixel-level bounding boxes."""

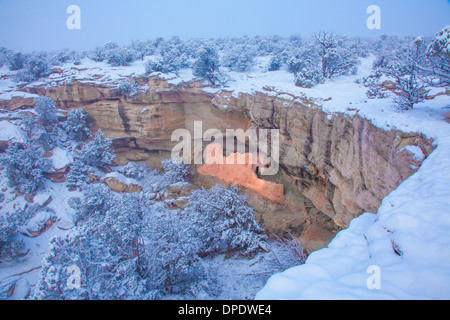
[{"left": 0, "top": 0, "right": 449, "bottom": 52}]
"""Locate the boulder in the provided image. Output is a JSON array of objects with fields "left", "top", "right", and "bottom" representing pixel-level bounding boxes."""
[
  {"left": 171, "top": 197, "right": 189, "bottom": 210},
  {"left": 43, "top": 166, "right": 69, "bottom": 183},
  {"left": 19, "top": 209, "right": 57, "bottom": 238},
  {"left": 103, "top": 172, "right": 142, "bottom": 194},
  {"left": 167, "top": 182, "right": 198, "bottom": 198}
]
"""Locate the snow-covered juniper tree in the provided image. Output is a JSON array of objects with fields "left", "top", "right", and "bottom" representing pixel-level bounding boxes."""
[
  {"left": 112, "top": 81, "right": 139, "bottom": 97},
  {"left": 34, "top": 226, "right": 127, "bottom": 300},
  {"left": 193, "top": 46, "right": 224, "bottom": 86},
  {"left": 34, "top": 96, "right": 59, "bottom": 127},
  {"left": 15, "top": 53, "right": 51, "bottom": 83},
  {"left": 363, "top": 69, "right": 390, "bottom": 99},
  {"left": 185, "top": 184, "right": 267, "bottom": 257},
  {"left": 35, "top": 188, "right": 211, "bottom": 299},
  {"left": 78, "top": 129, "right": 115, "bottom": 169},
  {"left": 129, "top": 40, "right": 155, "bottom": 61},
  {"left": 32, "top": 126, "right": 57, "bottom": 151},
  {"left": 383, "top": 37, "right": 429, "bottom": 111},
  {"left": 313, "top": 32, "right": 358, "bottom": 79},
  {"left": 88, "top": 47, "right": 106, "bottom": 62},
  {"left": 268, "top": 55, "right": 282, "bottom": 71},
  {"left": 0, "top": 142, "right": 52, "bottom": 195},
  {"left": 145, "top": 208, "right": 207, "bottom": 295},
  {"left": 161, "top": 158, "right": 191, "bottom": 185},
  {"left": 66, "top": 159, "right": 88, "bottom": 191},
  {"left": 423, "top": 25, "right": 450, "bottom": 87},
  {"left": 221, "top": 45, "right": 257, "bottom": 72},
  {"left": 5, "top": 51, "right": 27, "bottom": 71},
  {"left": 146, "top": 39, "right": 189, "bottom": 74},
  {"left": 63, "top": 109, "right": 92, "bottom": 142},
  {"left": 0, "top": 212, "right": 25, "bottom": 262},
  {"left": 105, "top": 46, "right": 136, "bottom": 67}
]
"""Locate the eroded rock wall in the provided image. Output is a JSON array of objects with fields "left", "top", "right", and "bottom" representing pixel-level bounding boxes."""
[{"left": 12, "top": 79, "right": 435, "bottom": 251}]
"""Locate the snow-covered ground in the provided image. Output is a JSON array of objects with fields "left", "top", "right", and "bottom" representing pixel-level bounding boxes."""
[{"left": 1, "top": 54, "right": 450, "bottom": 300}]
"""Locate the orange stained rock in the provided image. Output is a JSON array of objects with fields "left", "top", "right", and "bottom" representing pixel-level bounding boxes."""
[{"left": 197, "top": 143, "right": 284, "bottom": 202}]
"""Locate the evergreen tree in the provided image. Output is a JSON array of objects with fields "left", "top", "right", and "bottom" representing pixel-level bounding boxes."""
[
  {"left": 185, "top": 184, "right": 267, "bottom": 256},
  {"left": 34, "top": 96, "right": 59, "bottom": 126},
  {"left": 0, "top": 142, "right": 52, "bottom": 195},
  {"left": 78, "top": 130, "right": 115, "bottom": 169},
  {"left": 193, "top": 46, "right": 223, "bottom": 86},
  {"left": 383, "top": 37, "right": 429, "bottom": 111},
  {"left": 15, "top": 53, "right": 51, "bottom": 83},
  {"left": 63, "top": 109, "right": 92, "bottom": 142},
  {"left": 161, "top": 159, "right": 191, "bottom": 185},
  {"left": 0, "top": 212, "right": 25, "bottom": 262}
]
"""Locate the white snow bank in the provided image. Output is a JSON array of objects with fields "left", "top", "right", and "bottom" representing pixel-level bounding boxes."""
[
  {"left": 0, "top": 121, "right": 27, "bottom": 143},
  {"left": 256, "top": 93, "right": 450, "bottom": 300},
  {"left": 6, "top": 278, "right": 30, "bottom": 300},
  {"left": 398, "top": 145, "right": 425, "bottom": 162}
]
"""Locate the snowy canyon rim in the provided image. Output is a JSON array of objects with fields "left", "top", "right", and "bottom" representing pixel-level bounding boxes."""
[{"left": 6, "top": 76, "right": 436, "bottom": 252}]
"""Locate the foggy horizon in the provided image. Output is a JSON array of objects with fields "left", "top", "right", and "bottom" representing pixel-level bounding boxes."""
[{"left": 0, "top": 0, "right": 449, "bottom": 52}]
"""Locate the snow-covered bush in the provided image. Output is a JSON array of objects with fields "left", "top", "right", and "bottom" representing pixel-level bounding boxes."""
[
  {"left": 268, "top": 56, "right": 283, "bottom": 71},
  {"left": 0, "top": 212, "right": 25, "bottom": 262},
  {"left": 120, "top": 162, "right": 155, "bottom": 181},
  {"left": 185, "top": 184, "right": 267, "bottom": 256},
  {"left": 66, "top": 159, "right": 88, "bottom": 191},
  {"left": 287, "top": 54, "right": 307, "bottom": 74},
  {"left": 88, "top": 47, "right": 105, "bottom": 62},
  {"left": 193, "top": 46, "right": 223, "bottom": 86},
  {"left": 0, "top": 48, "right": 7, "bottom": 68},
  {"left": 272, "top": 232, "right": 308, "bottom": 268},
  {"left": 6, "top": 51, "right": 27, "bottom": 71},
  {"left": 148, "top": 209, "right": 205, "bottom": 295},
  {"left": 161, "top": 158, "right": 191, "bottom": 185},
  {"left": 52, "top": 49, "right": 75, "bottom": 65},
  {"left": 424, "top": 25, "right": 450, "bottom": 87},
  {"left": 35, "top": 188, "right": 210, "bottom": 299},
  {"left": 34, "top": 227, "right": 127, "bottom": 300},
  {"left": 383, "top": 38, "right": 429, "bottom": 111},
  {"left": 78, "top": 130, "right": 115, "bottom": 169},
  {"left": 313, "top": 32, "right": 358, "bottom": 79},
  {"left": 34, "top": 96, "right": 59, "bottom": 126},
  {"left": 222, "top": 45, "right": 257, "bottom": 72},
  {"left": 113, "top": 81, "right": 139, "bottom": 97},
  {"left": 63, "top": 109, "right": 92, "bottom": 142},
  {"left": 15, "top": 53, "right": 51, "bottom": 83},
  {"left": 294, "top": 64, "right": 324, "bottom": 88},
  {"left": 129, "top": 40, "right": 155, "bottom": 60},
  {"left": 72, "top": 184, "right": 114, "bottom": 221},
  {"left": 105, "top": 46, "right": 136, "bottom": 67},
  {"left": 363, "top": 70, "right": 389, "bottom": 99},
  {"left": 0, "top": 142, "right": 52, "bottom": 195},
  {"left": 33, "top": 126, "right": 56, "bottom": 151},
  {"left": 146, "top": 39, "right": 189, "bottom": 74}
]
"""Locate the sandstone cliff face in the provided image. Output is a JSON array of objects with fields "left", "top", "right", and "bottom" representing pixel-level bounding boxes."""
[
  {"left": 212, "top": 90, "right": 435, "bottom": 229},
  {"left": 14, "top": 78, "right": 435, "bottom": 251}
]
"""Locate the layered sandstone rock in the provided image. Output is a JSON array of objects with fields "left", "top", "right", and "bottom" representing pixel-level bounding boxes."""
[{"left": 11, "top": 78, "right": 435, "bottom": 250}]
